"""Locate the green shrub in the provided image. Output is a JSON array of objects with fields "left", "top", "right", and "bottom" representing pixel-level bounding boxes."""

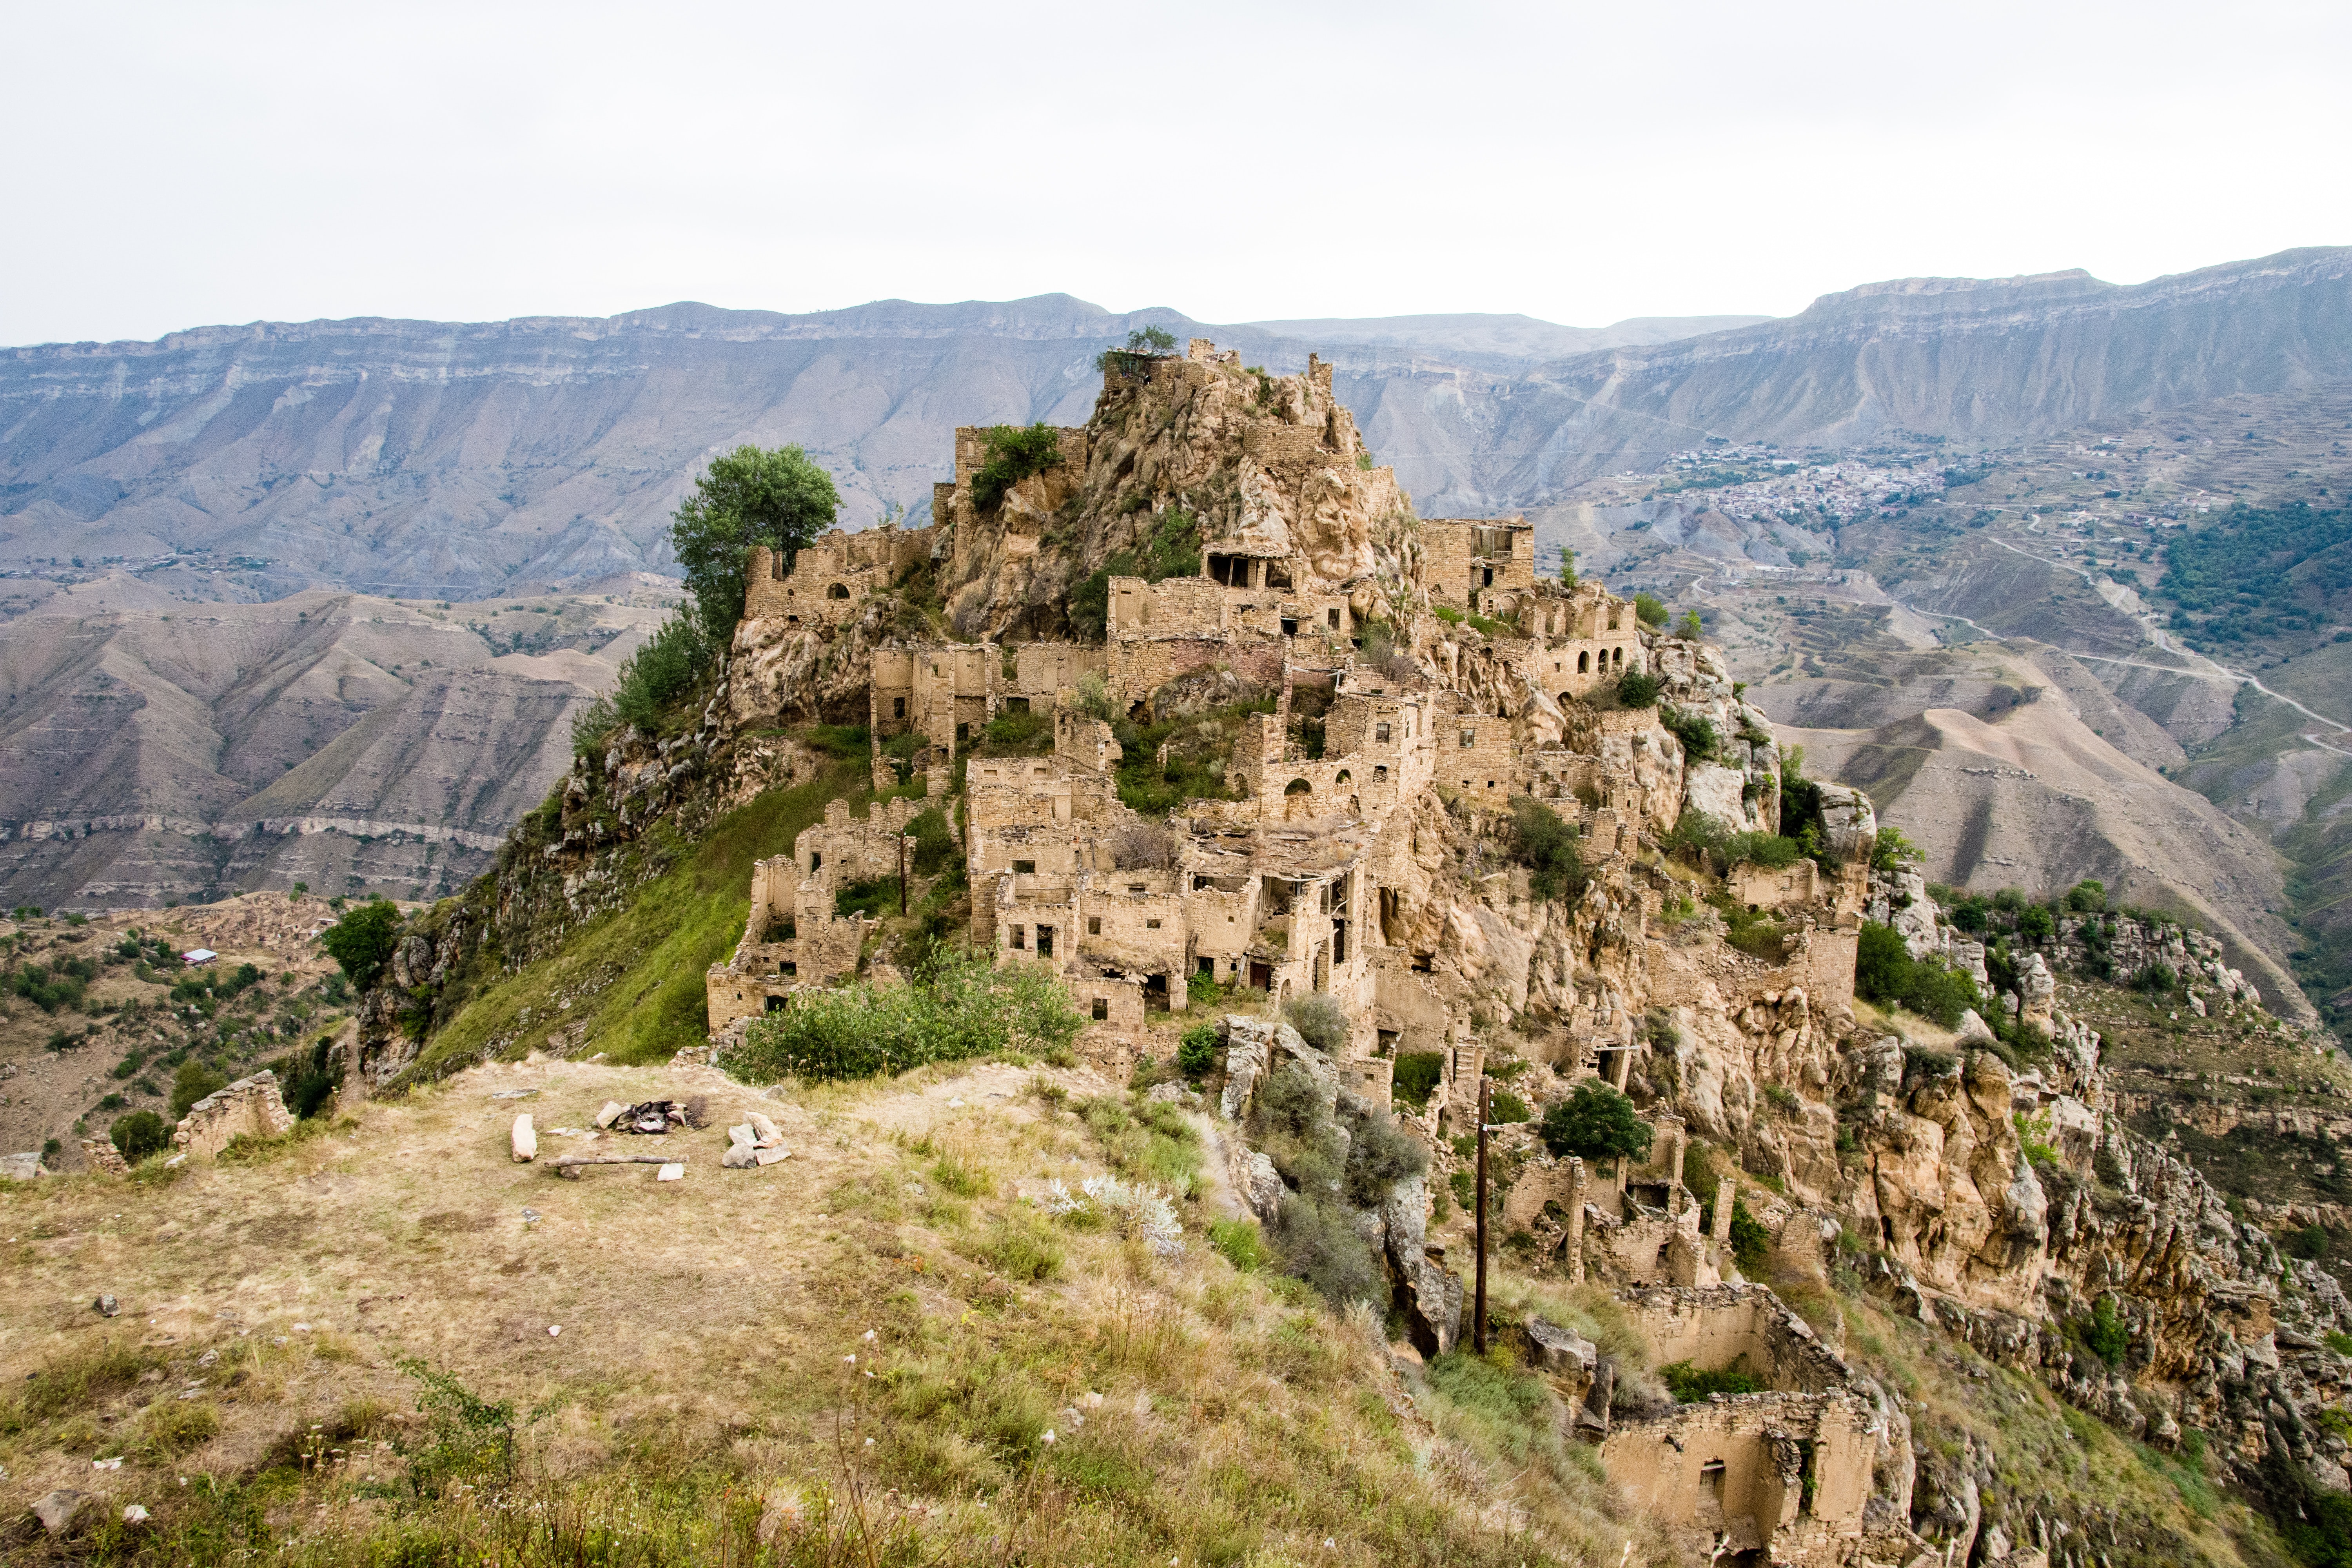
[
  {"left": 397, "top": 1358, "right": 523, "bottom": 1498},
  {"left": 1488, "top": 1089, "right": 1530, "bottom": 1124},
  {"left": 1615, "top": 670, "right": 1660, "bottom": 708},
  {"left": 971, "top": 423, "right": 1067, "bottom": 512},
  {"left": 1660, "top": 704, "right": 1718, "bottom": 763},
  {"left": 1539, "top": 1081, "right": 1652, "bottom": 1166},
  {"left": 1272, "top": 1191, "right": 1382, "bottom": 1307},
  {"left": 835, "top": 877, "right": 897, "bottom": 920},
  {"left": 906, "top": 806, "right": 959, "bottom": 876},
  {"left": 1854, "top": 921, "right": 1982, "bottom": 1027},
  {"left": 2285, "top": 1225, "right": 2331, "bottom": 1261},
  {"left": 721, "top": 951, "right": 1084, "bottom": 1082},
  {"left": 2079, "top": 1294, "right": 2129, "bottom": 1367},
  {"left": 1069, "top": 509, "right": 1204, "bottom": 641},
  {"left": 273, "top": 1035, "right": 343, "bottom": 1120},
  {"left": 1728, "top": 1198, "right": 1770, "bottom": 1272},
  {"left": 1340, "top": 1103, "right": 1427, "bottom": 1207},
  {"left": 1633, "top": 592, "right": 1669, "bottom": 627},
  {"left": 1285, "top": 992, "right": 1349, "bottom": 1052},
  {"left": 109, "top": 1110, "right": 169, "bottom": 1163},
  {"left": 1392, "top": 1051, "right": 1444, "bottom": 1111},
  {"left": 1177, "top": 1023, "right": 1220, "bottom": 1079},
  {"left": 1208, "top": 1217, "right": 1267, "bottom": 1272},
  {"left": 606, "top": 613, "right": 712, "bottom": 733},
  {"left": 1661, "top": 1361, "right": 1764, "bottom": 1401},
  {"left": 170, "top": 1061, "right": 229, "bottom": 1119},
  {"left": 1509, "top": 796, "right": 1586, "bottom": 903}
]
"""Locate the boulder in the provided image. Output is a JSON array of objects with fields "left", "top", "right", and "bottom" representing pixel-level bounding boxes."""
[
  {"left": 510, "top": 1115, "right": 537, "bottom": 1163},
  {"left": 1380, "top": 1173, "right": 1463, "bottom": 1357},
  {"left": 1815, "top": 783, "right": 1878, "bottom": 865},
  {"left": 747, "top": 1112, "right": 784, "bottom": 1146},
  {"left": 33, "top": 1489, "right": 85, "bottom": 1535},
  {"left": 1953, "top": 1010, "right": 1998, "bottom": 1047},
  {"left": 1523, "top": 1316, "right": 1598, "bottom": 1381},
  {"left": 1218, "top": 1016, "right": 1273, "bottom": 1120},
  {"left": 595, "top": 1101, "right": 627, "bottom": 1129},
  {"left": 1232, "top": 1147, "right": 1285, "bottom": 1222},
  {"left": 721, "top": 1144, "right": 759, "bottom": 1169}
]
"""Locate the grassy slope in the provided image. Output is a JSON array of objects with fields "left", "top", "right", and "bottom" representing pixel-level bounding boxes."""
[
  {"left": 401, "top": 757, "right": 870, "bottom": 1081},
  {"left": 0, "top": 1053, "right": 1650, "bottom": 1567}
]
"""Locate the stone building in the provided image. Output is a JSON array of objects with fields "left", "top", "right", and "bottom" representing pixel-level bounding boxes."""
[
  {"left": 742, "top": 526, "right": 929, "bottom": 628},
  {"left": 704, "top": 793, "right": 946, "bottom": 1032},
  {"left": 1593, "top": 1285, "right": 1893, "bottom": 1566}
]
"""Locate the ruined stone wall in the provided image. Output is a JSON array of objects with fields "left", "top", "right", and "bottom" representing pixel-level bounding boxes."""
[
  {"left": 1619, "top": 1283, "right": 1857, "bottom": 1394},
  {"left": 1599, "top": 1391, "right": 1876, "bottom": 1563},
  {"left": 743, "top": 526, "right": 929, "bottom": 625},
  {"left": 172, "top": 1071, "right": 294, "bottom": 1160},
  {"left": 1106, "top": 636, "right": 1285, "bottom": 708},
  {"left": 1423, "top": 519, "right": 1535, "bottom": 608}
]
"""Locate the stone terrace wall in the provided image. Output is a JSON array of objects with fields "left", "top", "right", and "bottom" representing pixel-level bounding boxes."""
[{"left": 173, "top": 1071, "right": 294, "bottom": 1159}]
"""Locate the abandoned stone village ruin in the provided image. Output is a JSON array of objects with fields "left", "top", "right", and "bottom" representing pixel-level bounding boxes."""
[{"left": 333, "top": 337, "right": 2350, "bottom": 1568}]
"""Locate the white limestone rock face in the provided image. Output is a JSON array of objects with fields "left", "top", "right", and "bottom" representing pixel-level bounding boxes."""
[
  {"left": 1681, "top": 761, "right": 1760, "bottom": 835},
  {"left": 1815, "top": 782, "right": 1878, "bottom": 864}
]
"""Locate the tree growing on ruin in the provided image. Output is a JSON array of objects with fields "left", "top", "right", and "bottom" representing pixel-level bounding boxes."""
[
  {"left": 669, "top": 444, "right": 842, "bottom": 643},
  {"left": 1539, "top": 1080, "right": 1652, "bottom": 1169},
  {"left": 1634, "top": 592, "right": 1669, "bottom": 627}
]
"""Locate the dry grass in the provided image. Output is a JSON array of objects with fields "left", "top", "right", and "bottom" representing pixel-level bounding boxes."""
[{"left": 0, "top": 1052, "right": 1657, "bottom": 1566}]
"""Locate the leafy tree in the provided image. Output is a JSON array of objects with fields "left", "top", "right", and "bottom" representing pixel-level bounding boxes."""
[
  {"left": 1633, "top": 592, "right": 1669, "bottom": 627},
  {"left": 2016, "top": 904, "right": 2055, "bottom": 942},
  {"left": 1094, "top": 325, "right": 1179, "bottom": 376},
  {"left": 1559, "top": 546, "right": 1577, "bottom": 586},
  {"left": 1539, "top": 1080, "right": 1653, "bottom": 1167},
  {"left": 1677, "top": 609, "right": 1704, "bottom": 639},
  {"left": 668, "top": 445, "right": 842, "bottom": 642},
  {"left": 1615, "top": 670, "right": 1660, "bottom": 708},
  {"left": 320, "top": 898, "right": 403, "bottom": 994},
  {"left": 2064, "top": 879, "right": 2107, "bottom": 912},
  {"left": 110, "top": 1110, "right": 169, "bottom": 1163}
]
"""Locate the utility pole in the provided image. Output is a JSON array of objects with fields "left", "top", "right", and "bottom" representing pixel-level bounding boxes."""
[
  {"left": 898, "top": 835, "right": 911, "bottom": 916},
  {"left": 1474, "top": 1076, "right": 1490, "bottom": 1355}
]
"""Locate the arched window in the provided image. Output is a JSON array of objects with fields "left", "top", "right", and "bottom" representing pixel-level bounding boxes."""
[
  {"left": 1612, "top": 646, "right": 1624, "bottom": 668},
  {"left": 1577, "top": 650, "right": 1590, "bottom": 673},
  {"left": 1284, "top": 779, "right": 1312, "bottom": 797},
  {"left": 827, "top": 583, "right": 849, "bottom": 600},
  {"left": 1558, "top": 692, "right": 1573, "bottom": 708},
  {"left": 1334, "top": 769, "right": 1351, "bottom": 786}
]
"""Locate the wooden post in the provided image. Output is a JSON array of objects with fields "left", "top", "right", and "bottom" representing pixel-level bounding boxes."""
[
  {"left": 1474, "top": 1076, "right": 1489, "bottom": 1355},
  {"left": 899, "top": 833, "right": 910, "bottom": 916}
]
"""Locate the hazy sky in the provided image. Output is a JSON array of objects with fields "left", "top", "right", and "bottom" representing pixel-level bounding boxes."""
[{"left": 7, "top": 0, "right": 2346, "bottom": 347}]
